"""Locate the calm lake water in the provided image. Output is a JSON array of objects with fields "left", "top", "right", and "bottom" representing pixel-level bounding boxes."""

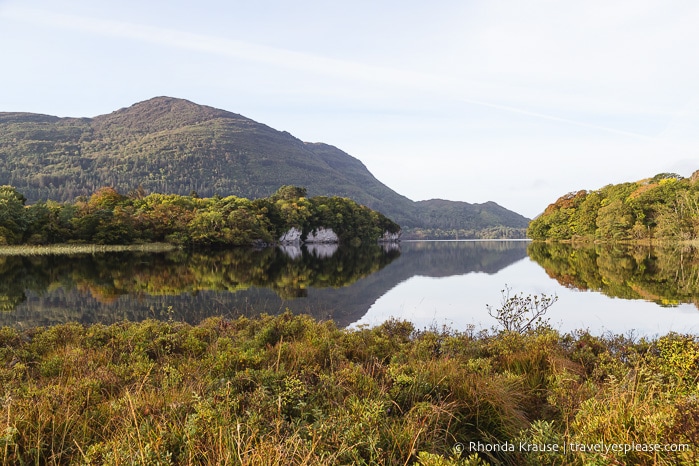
[{"left": 2, "top": 240, "right": 699, "bottom": 336}]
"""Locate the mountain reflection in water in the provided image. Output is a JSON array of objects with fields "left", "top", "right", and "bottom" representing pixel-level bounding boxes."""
[{"left": 0, "top": 241, "right": 527, "bottom": 329}]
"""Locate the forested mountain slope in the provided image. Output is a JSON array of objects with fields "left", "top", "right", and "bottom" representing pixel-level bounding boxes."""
[{"left": 0, "top": 97, "right": 529, "bottom": 233}]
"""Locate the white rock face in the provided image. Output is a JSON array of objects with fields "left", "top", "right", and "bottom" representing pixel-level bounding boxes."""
[
  {"left": 379, "top": 230, "right": 402, "bottom": 242},
  {"left": 304, "top": 227, "right": 339, "bottom": 243},
  {"left": 279, "top": 227, "right": 302, "bottom": 244}
]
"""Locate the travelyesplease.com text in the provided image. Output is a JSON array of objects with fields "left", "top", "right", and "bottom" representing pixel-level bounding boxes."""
[{"left": 458, "top": 441, "right": 691, "bottom": 455}]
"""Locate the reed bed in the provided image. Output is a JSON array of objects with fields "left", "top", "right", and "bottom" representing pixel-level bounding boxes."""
[{"left": 0, "top": 243, "right": 178, "bottom": 256}]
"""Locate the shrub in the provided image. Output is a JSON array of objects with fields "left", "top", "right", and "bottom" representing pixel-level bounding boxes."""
[{"left": 487, "top": 286, "right": 558, "bottom": 334}]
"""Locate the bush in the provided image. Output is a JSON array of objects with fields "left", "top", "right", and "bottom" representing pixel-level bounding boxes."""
[
  {"left": 487, "top": 285, "right": 558, "bottom": 334},
  {"left": 1, "top": 313, "right": 697, "bottom": 465}
]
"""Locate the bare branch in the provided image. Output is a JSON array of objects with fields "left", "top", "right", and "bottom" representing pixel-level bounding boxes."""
[{"left": 487, "top": 285, "right": 558, "bottom": 334}]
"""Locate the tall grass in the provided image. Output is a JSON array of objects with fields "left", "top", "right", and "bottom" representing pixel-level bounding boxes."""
[
  {"left": 0, "top": 243, "right": 178, "bottom": 256},
  {"left": 0, "top": 314, "right": 697, "bottom": 465}
]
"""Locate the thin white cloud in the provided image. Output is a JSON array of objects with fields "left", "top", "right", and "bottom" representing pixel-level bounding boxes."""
[
  {"left": 0, "top": 5, "right": 660, "bottom": 142},
  {"left": 0, "top": 6, "right": 418, "bottom": 86}
]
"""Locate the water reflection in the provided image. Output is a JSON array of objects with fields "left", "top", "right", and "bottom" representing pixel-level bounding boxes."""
[
  {"left": 355, "top": 241, "right": 699, "bottom": 335},
  {"left": 12, "top": 240, "right": 696, "bottom": 334},
  {"left": 0, "top": 244, "right": 399, "bottom": 327},
  {"left": 0, "top": 241, "right": 529, "bottom": 329},
  {"left": 527, "top": 242, "right": 699, "bottom": 308}
]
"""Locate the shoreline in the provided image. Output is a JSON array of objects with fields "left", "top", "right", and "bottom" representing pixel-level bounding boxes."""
[
  {"left": 530, "top": 238, "right": 699, "bottom": 247},
  {"left": 0, "top": 242, "right": 179, "bottom": 256}
]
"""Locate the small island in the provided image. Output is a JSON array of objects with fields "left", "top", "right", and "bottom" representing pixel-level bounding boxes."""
[
  {"left": 0, "top": 184, "right": 401, "bottom": 248},
  {"left": 527, "top": 171, "right": 699, "bottom": 243}
]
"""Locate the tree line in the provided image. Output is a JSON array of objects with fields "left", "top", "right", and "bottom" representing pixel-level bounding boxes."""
[
  {"left": 0, "top": 185, "right": 400, "bottom": 247},
  {"left": 403, "top": 226, "right": 526, "bottom": 240},
  {"left": 528, "top": 172, "right": 699, "bottom": 241}
]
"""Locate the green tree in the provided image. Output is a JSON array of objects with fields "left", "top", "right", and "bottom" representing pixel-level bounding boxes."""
[
  {"left": 595, "top": 199, "right": 634, "bottom": 240},
  {"left": 271, "top": 185, "right": 307, "bottom": 201},
  {"left": 568, "top": 191, "right": 600, "bottom": 238},
  {"left": 23, "top": 201, "right": 73, "bottom": 244},
  {"left": 0, "top": 185, "right": 29, "bottom": 244}
]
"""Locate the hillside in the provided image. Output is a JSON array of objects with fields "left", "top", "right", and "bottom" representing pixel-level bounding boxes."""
[
  {"left": 527, "top": 171, "right": 699, "bottom": 241},
  {"left": 0, "top": 97, "right": 529, "bottom": 233},
  {"left": 412, "top": 199, "right": 530, "bottom": 238}
]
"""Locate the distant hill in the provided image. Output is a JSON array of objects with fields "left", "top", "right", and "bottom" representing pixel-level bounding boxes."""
[{"left": 0, "top": 97, "right": 529, "bottom": 234}]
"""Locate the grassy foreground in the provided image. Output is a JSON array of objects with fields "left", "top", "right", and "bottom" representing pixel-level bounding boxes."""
[{"left": 1, "top": 313, "right": 698, "bottom": 465}]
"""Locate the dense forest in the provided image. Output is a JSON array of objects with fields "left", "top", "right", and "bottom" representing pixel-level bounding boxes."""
[
  {"left": 528, "top": 171, "right": 699, "bottom": 241},
  {"left": 0, "top": 97, "right": 530, "bottom": 234},
  {"left": 0, "top": 184, "right": 400, "bottom": 247},
  {"left": 406, "top": 199, "right": 527, "bottom": 239}
]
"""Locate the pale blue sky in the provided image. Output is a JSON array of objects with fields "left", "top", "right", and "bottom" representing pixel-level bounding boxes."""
[{"left": 1, "top": 0, "right": 698, "bottom": 218}]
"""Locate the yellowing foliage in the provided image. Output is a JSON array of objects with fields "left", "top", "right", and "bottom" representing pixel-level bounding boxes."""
[{"left": 528, "top": 172, "right": 699, "bottom": 242}]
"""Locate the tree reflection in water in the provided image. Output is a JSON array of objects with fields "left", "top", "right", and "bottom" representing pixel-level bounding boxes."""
[
  {"left": 0, "top": 241, "right": 534, "bottom": 329},
  {"left": 528, "top": 242, "right": 699, "bottom": 308},
  {"left": 0, "top": 244, "right": 400, "bottom": 327}
]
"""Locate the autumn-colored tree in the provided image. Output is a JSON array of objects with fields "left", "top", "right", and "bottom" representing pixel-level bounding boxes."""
[
  {"left": 0, "top": 185, "right": 400, "bottom": 246},
  {"left": 528, "top": 174, "right": 699, "bottom": 242},
  {"left": 88, "top": 187, "right": 128, "bottom": 211}
]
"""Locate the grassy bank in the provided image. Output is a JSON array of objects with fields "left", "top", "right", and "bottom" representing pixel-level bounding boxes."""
[
  {"left": 1, "top": 313, "right": 697, "bottom": 465},
  {"left": 0, "top": 243, "right": 178, "bottom": 256}
]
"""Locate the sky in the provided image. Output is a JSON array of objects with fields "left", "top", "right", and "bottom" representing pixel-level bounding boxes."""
[{"left": 1, "top": 0, "right": 698, "bottom": 218}]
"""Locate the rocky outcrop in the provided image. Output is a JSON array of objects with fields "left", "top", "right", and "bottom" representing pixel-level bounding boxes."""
[
  {"left": 280, "top": 226, "right": 400, "bottom": 245},
  {"left": 279, "top": 226, "right": 339, "bottom": 245},
  {"left": 279, "top": 227, "right": 302, "bottom": 245},
  {"left": 379, "top": 230, "right": 402, "bottom": 243},
  {"left": 304, "top": 228, "right": 339, "bottom": 243}
]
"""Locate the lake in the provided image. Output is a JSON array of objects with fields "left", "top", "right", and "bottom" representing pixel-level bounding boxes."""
[{"left": 2, "top": 240, "right": 699, "bottom": 336}]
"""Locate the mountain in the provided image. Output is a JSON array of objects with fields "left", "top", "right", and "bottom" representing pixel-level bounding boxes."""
[{"left": 0, "top": 97, "right": 529, "bottom": 233}]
